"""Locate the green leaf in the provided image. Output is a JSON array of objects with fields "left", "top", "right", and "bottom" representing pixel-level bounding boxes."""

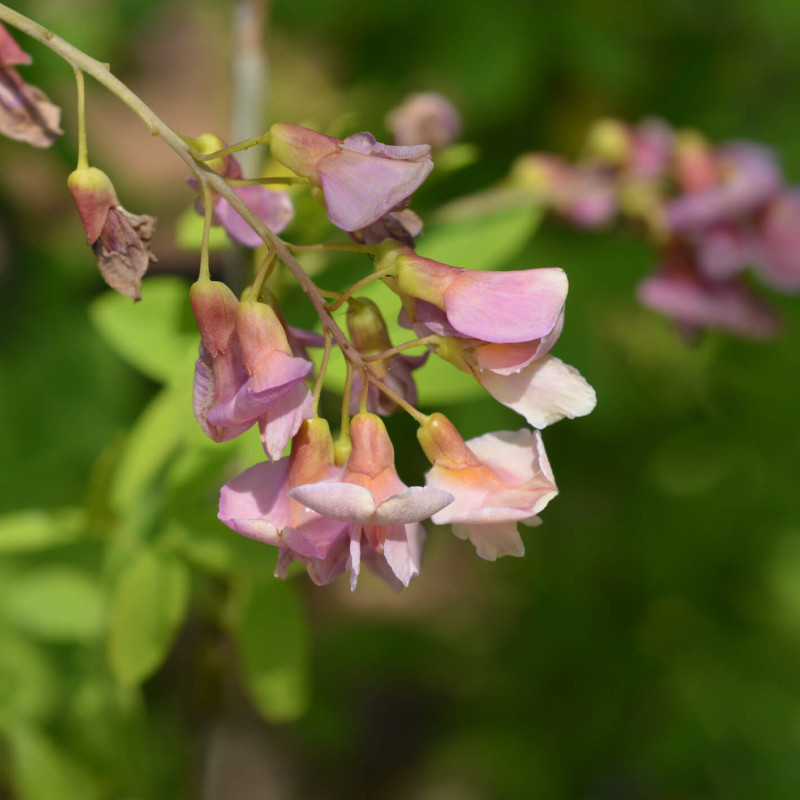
[
  {"left": 108, "top": 548, "right": 190, "bottom": 688},
  {"left": 110, "top": 385, "right": 187, "bottom": 513},
  {"left": 89, "top": 276, "right": 196, "bottom": 383},
  {"left": 236, "top": 578, "right": 310, "bottom": 723},
  {"left": 0, "top": 508, "right": 84, "bottom": 553},
  {"left": 4, "top": 567, "right": 105, "bottom": 642},
  {"left": 418, "top": 201, "right": 543, "bottom": 269},
  {"left": 0, "top": 631, "right": 58, "bottom": 723},
  {"left": 8, "top": 726, "right": 101, "bottom": 800}
]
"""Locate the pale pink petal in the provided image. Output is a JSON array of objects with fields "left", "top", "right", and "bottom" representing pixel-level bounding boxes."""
[
  {"left": 214, "top": 186, "right": 294, "bottom": 246},
  {"left": 373, "top": 486, "right": 453, "bottom": 525},
  {"left": 218, "top": 460, "right": 291, "bottom": 544},
  {"left": 444, "top": 268, "right": 568, "bottom": 343},
  {"left": 289, "top": 482, "right": 377, "bottom": 523},
  {"left": 258, "top": 382, "right": 314, "bottom": 460},
  {"left": 348, "top": 533, "right": 362, "bottom": 592},
  {"left": 318, "top": 149, "right": 434, "bottom": 231},
  {"left": 282, "top": 516, "right": 349, "bottom": 559},
  {"left": 466, "top": 428, "right": 552, "bottom": 486},
  {"left": 452, "top": 520, "right": 526, "bottom": 561},
  {"left": 381, "top": 524, "right": 424, "bottom": 587},
  {"left": 755, "top": 191, "right": 800, "bottom": 292},
  {"left": 477, "top": 354, "right": 597, "bottom": 429}
]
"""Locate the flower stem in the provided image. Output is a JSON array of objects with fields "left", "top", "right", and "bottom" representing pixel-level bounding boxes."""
[
  {"left": 193, "top": 133, "right": 270, "bottom": 162},
  {"left": 363, "top": 334, "right": 439, "bottom": 361},
  {"left": 286, "top": 242, "right": 380, "bottom": 255},
  {"left": 328, "top": 266, "right": 394, "bottom": 312},
  {"left": 243, "top": 249, "right": 276, "bottom": 300},
  {"left": 368, "top": 375, "right": 429, "bottom": 424},
  {"left": 226, "top": 176, "right": 309, "bottom": 186},
  {"left": 198, "top": 183, "right": 214, "bottom": 282},
  {"left": 73, "top": 68, "right": 88, "bottom": 170},
  {"left": 311, "top": 331, "right": 333, "bottom": 414}
]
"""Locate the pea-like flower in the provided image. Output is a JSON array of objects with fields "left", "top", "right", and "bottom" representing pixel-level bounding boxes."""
[
  {"left": 268, "top": 123, "right": 433, "bottom": 232},
  {"left": 380, "top": 243, "right": 597, "bottom": 428},
  {"left": 191, "top": 281, "right": 314, "bottom": 458},
  {"left": 218, "top": 417, "right": 351, "bottom": 585},
  {"left": 289, "top": 413, "right": 453, "bottom": 590},
  {"left": 385, "top": 92, "right": 462, "bottom": 150},
  {"left": 68, "top": 165, "right": 156, "bottom": 301},
  {"left": 419, "top": 414, "right": 558, "bottom": 561}
]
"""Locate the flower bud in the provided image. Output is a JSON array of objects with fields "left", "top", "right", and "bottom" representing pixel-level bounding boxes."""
[
  {"left": 189, "top": 280, "right": 239, "bottom": 356},
  {"left": 346, "top": 298, "right": 392, "bottom": 356},
  {"left": 417, "top": 413, "right": 481, "bottom": 471},
  {"left": 67, "top": 166, "right": 117, "bottom": 244},
  {"left": 385, "top": 92, "right": 462, "bottom": 150},
  {"left": 584, "top": 118, "right": 630, "bottom": 165}
]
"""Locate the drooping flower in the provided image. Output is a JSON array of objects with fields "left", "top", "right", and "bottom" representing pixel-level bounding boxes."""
[
  {"left": 346, "top": 297, "right": 427, "bottom": 416},
  {"left": 379, "top": 243, "right": 597, "bottom": 428},
  {"left": 68, "top": 165, "right": 156, "bottom": 301},
  {"left": 188, "top": 133, "right": 294, "bottom": 246},
  {"left": 219, "top": 417, "right": 352, "bottom": 585},
  {"left": 289, "top": 413, "right": 453, "bottom": 590},
  {"left": 0, "top": 23, "right": 62, "bottom": 148},
  {"left": 637, "top": 239, "right": 780, "bottom": 339},
  {"left": 191, "top": 281, "right": 314, "bottom": 458},
  {"left": 268, "top": 123, "right": 433, "bottom": 232},
  {"left": 418, "top": 414, "right": 558, "bottom": 561},
  {"left": 385, "top": 92, "right": 462, "bottom": 150}
]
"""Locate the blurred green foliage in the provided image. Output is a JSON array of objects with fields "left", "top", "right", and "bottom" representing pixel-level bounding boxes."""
[{"left": 1, "top": 0, "right": 800, "bottom": 798}]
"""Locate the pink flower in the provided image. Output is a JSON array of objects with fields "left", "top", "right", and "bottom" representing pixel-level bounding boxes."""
[
  {"left": 68, "top": 166, "right": 156, "bottom": 301},
  {"left": 268, "top": 123, "right": 433, "bottom": 231},
  {"left": 289, "top": 413, "right": 453, "bottom": 590},
  {"left": 191, "top": 281, "right": 314, "bottom": 458},
  {"left": 381, "top": 244, "right": 597, "bottom": 427},
  {"left": 188, "top": 145, "right": 293, "bottom": 246},
  {"left": 0, "top": 23, "right": 62, "bottom": 148},
  {"left": 418, "top": 414, "right": 558, "bottom": 560},
  {"left": 385, "top": 92, "right": 462, "bottom": 150},
  {"left": 667, "top": 143, "right": 782, "bottom": 232},
  {"left": 218, "top": 417, "right": 351, "bottom": 585},
  {"left": 754, "top": 191, "right": 800, "bottom": 292},
  {"left": 637, "top": 240, "right": 779, "bottom": 339}
]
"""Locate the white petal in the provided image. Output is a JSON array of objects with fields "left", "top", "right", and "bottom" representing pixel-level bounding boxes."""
[
  {"left": 289, "top": 482, "right": 376, "bottom": 523},
  {"left": 374, "top": 486, "right": 453, "bottom": 525},
  {"left": 477, "top": 355, "right": 596, "bottom": 429},
  {"left": 452, "top": 521, "right": 526, "bottom": 561}
]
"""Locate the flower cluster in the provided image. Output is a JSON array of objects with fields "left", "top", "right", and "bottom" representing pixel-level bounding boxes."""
[
  {"left": 509, "top": 118, "right": 800, "bottom": 339},
  {"left": 180, "top": 117, "right": 595, "bottom": 590},
  {"left": 0, "top": 15, "right": 593, "bottom": 592}
]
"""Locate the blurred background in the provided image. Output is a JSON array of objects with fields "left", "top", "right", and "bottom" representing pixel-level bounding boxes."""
[{"left": 2, "top": 0, "right": 800, "bottom": 798}]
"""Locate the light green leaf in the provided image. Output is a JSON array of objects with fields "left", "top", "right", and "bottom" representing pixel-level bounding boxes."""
[
  {"left": 89, "top": 276, "right": 196, "bottom": 383},
  {"left": 0, "top": 631, "right": 58, "bottom": 723},
  {"left": 110, "top": 385, "right": 187, "bottom": 513},
  {"left": 0, "top": 508, "right": 84, "bottom": 553},
  {"left": 108, "top": 548, "right": 191, "bottom": 688},
  {"left": 5, "top": 567, "right": 105, "bottom": 642},
  {"left": 418, "top": 201, "right": 543, "bottom": 269},
  {"left": 236, "top": 578, "right": 310, "bottom": 723},
  {"left": 8, "top": 726, "right": 101, "bottom": 800}
]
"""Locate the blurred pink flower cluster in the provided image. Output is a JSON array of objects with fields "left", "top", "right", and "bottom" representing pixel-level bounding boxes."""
[{"left": 511, "top": 118, "right": 800, "bottom": 338}]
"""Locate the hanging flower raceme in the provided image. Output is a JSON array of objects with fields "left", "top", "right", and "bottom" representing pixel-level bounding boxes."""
[
  {"left": 191, "top": 280, "right": 314, "bottom": 459},
  {"left": 419, "top": 414, "right": 558, "bottom": 561},
  {"left": 0, "top": 23, "right": 62, "bottom": 147},
  {"left": 68, "top": 165, "right": 156, "bottom": 301},
  {"left": 288, "top": 413, "right": 453, "bottom": 590},
  {"left": 377, "top": 242, "right": 596, "bottom": 428},
  {"left": 188, "top": 133, "right": 294, "bottom": 246},
  {"left": 268, "top": 123, "right": 433, "bottom": 233}
]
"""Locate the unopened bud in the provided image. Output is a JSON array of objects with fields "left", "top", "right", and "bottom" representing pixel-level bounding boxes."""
[
  {"left": 417, "top": 413, "right": 481, "bottom": 470},
  {"left": 346, "top": 298, "right": 392, "bottom": 356},
  {"left": 190, "top": 280, "right": 239, "bottom": 356},
  {"left": 67, "top": 166, "right": 117, "bottom": 244},
  {"left": 584, "top": 118, "right": 630, "bottom": 165}
]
